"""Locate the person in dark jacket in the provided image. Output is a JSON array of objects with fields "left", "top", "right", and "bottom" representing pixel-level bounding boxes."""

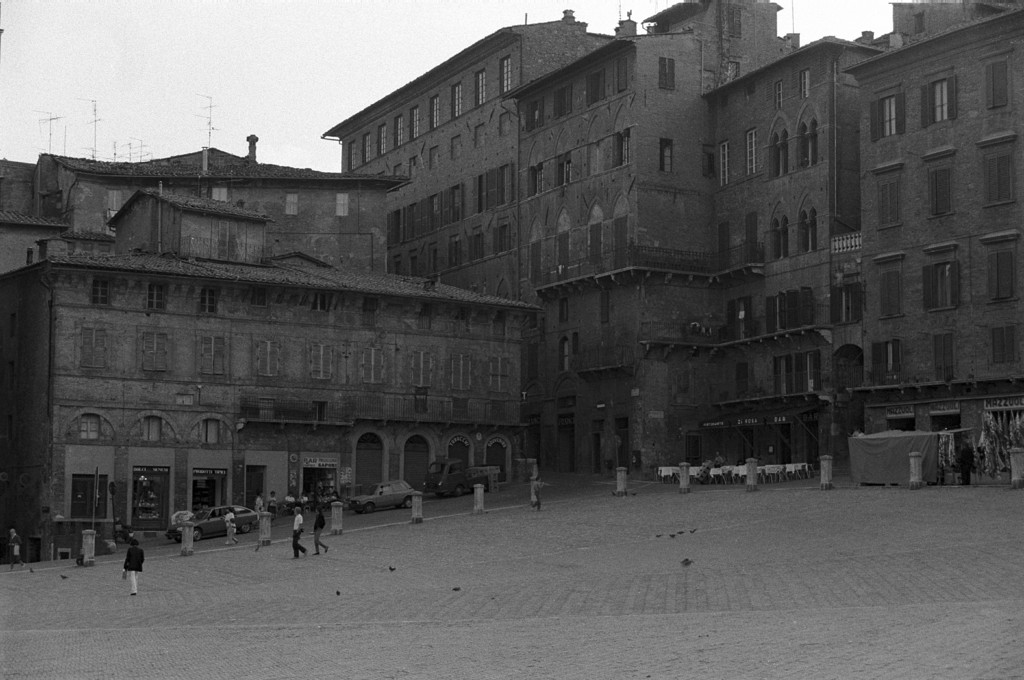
[
  {"left": 313, "top": 507, "right": 329, "bottom": 555},
  {"left": 123, "top": 538, "right": 144, "bottom": 596}
]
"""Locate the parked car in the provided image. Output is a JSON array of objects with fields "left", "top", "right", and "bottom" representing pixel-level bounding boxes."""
[
  {"left": 347, "top": 480, "right": 416, "bottom": 514},
  {"left": 165, "top": 504, "right": 259, "bottom": 542}
]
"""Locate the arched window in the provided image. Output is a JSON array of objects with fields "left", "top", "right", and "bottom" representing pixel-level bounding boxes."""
[
  {"left": 808, "top": 120, "right": 818, "bottom": 166},
  {"left": 770, "top": 132, "right": 780, "bottom": 177},
  {"left": 777, "top": 130, "right": 789, "bottom": 175},
  {"left": 559, "top": 337, "right": 571, "bottom": 372},
  {"left": 798, "top": 122, "right": 809, "bottom": 166},
  {"left": 807, "top": 208, "right": 817, "bottom": 251},
  {"left": 771, "top": 216, "right": 789, "bottom": 260}
]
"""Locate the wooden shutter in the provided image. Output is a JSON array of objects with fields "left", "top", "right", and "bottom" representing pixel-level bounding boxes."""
[
  {"left": 799, "top": 287, "right": 814, "bottom": 325},
  {"left": 986, "top": 61, "right": 1008, "bottom": 108},
  {"left": 765, "top": 295, "right": 778, "bottom": 333},
  {"left": 947, "top": 75, "right": 958, "bottom": 119},
  {"left": 920, "top": 84, "right": 931, "bottom": 128},
  {"left": 785, "top": 289, "right": 800, "bottom": 328},
  {"left": 830, "top": 286, "right": 841, "bottom": 323},
  {"left": 894, "top": 91, "right": 906, "bottom": 134},
  {"left": 869, "top": 99, "right": 880, "bottom": 141},
  {"left": 922, "top": 264, "right": 935, "bottom": 309}
]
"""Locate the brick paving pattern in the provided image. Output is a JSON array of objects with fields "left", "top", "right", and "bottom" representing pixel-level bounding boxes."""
[{"left": 2, "top": 475, "right": 1023, "bottom": 679}]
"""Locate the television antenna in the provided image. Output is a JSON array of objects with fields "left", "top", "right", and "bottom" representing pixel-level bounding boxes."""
[
  {"left": 129, "top": 137, "right": 150, "bottom": 162},
  {"left": 196, "top": 94, "right": 218, "bottom": 149},
  {"left": 34, "top": 111, "right": 64, "bottom": 154},
  {"left": 77, "top": 98, "right": 101, "bottom": 159}
]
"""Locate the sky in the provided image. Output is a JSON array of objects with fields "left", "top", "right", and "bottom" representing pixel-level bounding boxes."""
[{"left": 0, "top": 0, "right": 896, "bottom": 172}]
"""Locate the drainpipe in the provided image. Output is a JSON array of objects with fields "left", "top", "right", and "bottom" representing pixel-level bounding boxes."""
[{"left": 157, "top": 181, "right": 163, "bottom": 253}]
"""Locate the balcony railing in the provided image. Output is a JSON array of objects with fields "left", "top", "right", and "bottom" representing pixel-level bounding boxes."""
[
  {"left": 831, "top": 232, "right": 862, "bottom": 253},
  {"left": 574, "top": 345, "right": 635, "bottom": 372},
  {"left": 239, "top": 394, "right": 522, "bottom": 426}
]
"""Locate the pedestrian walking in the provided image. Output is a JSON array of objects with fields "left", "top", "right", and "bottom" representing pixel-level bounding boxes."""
[
  {"left": 267, "top": 491, "right": 279, "bottom": 523},
  {"left": 530, "top": 475, "right": 545, "bottom": 511},
  {"left": 224, "top": 507, "right": 238, "bottom": 545},
  {"left": 292, "top": 506, "right": 307, "bottom": 558},
  {"left": 123, "top": 538, "right": 144, "bottom": 595},
  {"left": 7, "top": 527, "right": 23, "bottom": 570},
  {"left": 313, "top": 506, "right": 329, "bottom": 555},
  {"left": 254, "top": 492, "right": 264, "bottom": 514}
]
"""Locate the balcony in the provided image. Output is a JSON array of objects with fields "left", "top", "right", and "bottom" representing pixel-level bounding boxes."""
[
  {"left": 831, "top": 232, "right": 862, "bottom": 254},
  {"left": 574, "top": 345, "right": 635, "bottom": 374},
  {"left": 238, "top": 393, "right": 522, "bottom": 426}
]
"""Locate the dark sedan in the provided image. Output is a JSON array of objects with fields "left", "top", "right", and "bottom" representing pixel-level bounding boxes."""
[{"left": 165, "top": 504, "right": 259, "bottom": 542}]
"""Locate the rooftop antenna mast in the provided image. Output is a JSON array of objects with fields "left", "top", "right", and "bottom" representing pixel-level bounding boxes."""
[
  {"left": 78, "top": 98, "right": 100, "bottom": 160},
  {"left": 196, "top": 94, "right": 218, "bottom": 149},
  {"left": 129, "top": 137, "right": 149, "bottom": 162},
  {"left": 34, "top": 111, "right": 64, "bottom": 153}
]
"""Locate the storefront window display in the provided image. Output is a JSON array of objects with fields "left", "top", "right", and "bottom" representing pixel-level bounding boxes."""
[
  {"left": 192, "top": 468, "right": 227, "bottom": 510},
  {"left": 132, "top": 466, "right": 169, "bottom": 528}
]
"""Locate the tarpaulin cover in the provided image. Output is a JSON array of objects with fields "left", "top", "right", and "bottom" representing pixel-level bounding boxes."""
[{"left": 848, "top": 430, "right": 939, "bottom": 485}]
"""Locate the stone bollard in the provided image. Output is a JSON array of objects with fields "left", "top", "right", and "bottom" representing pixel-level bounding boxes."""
[
  {"left": 180, "top": 521, "right": 195, "bottom": 556},
  {"left": 330, "top": 501, "right": 344, "bottom": 536},
  {"left": 81, "top": 529, "right": 96, "bottom": 567},
  {"left": 678, "top": 462, "right": 691, "bottom": 494},
  {"left": 615, "top": 466, "right": 628, "bottom": 497},
  {"left": 819, "top": 455, "right": 834, "bottom": 490},
  {"left": 909, "top": 450, "right": 924, "bottom": 490},
  {"left": 258, "top": 512, "right": 272, "bottom": 546},
  {"left": 746, "top": 457, "right": 759, "bottom": 492},
  {"left": 410, "top": 491, "right": 423, "bottom": 524},
  {"left": 473, "top": 484, "right": 485, "bottom": 515},
  {"left": 1011, "top": 447, "right": 1024, "bottom": 490}
]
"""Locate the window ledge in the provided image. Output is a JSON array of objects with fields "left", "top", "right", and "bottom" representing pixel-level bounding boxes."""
[
  {"left": 982, "top": 199, "right": 1016, "bottom": 209},
  {"left": 926, "top": 211, "right": 956, "bottom": 220},
  {"left": 923, "top": 241, "right": 957, "bottom": 254},
  {"left": 870, "top": 159, "right": 905, "bottom": 175},
  {"left": 878, "top": 221, "right": 903, "bottom": 230},
  {"left": 872, "top": 251, "right": 906, "bottom": 263},
  {"left": 921, "top": 145, "right": 956, "bottom": 162},
  {"left": 987, "top": 297, "right": 1019, "bottom": 305},
  {"left": 979, "top": 229, "right": 1020, "bottom": 244},
  {"left": 925, "top": 305, "right": 958, "bottom": 313},
  {"left": 878, "top": 313, "right": 905, "bottom": 320},
  {"left": 975, "top": 130, "right": 1017, "bottom": 148}
]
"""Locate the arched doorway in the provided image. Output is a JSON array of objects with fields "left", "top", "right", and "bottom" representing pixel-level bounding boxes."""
[
  {"left": 403, "top": 435, "right": 430, "bottom": 490},
  {"left": 355, "top": 432, "right": 383, "bottom": 492},
  {"left": 447, "top": 435, "right": 470, "bottom": 466},
  {"left": 484, "top": 437, "right": 509, "bottom": 481}
]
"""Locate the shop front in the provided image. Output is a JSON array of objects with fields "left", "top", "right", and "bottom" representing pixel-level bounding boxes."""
[
  {"left": 131, "top": 465, "right": 170, "bottom": 531},
  {"left": 302, "top": 455, "right": 340, "bottom": 501},
  {"left": 191, "top": 467, "right": 228, "bottom": 510}
]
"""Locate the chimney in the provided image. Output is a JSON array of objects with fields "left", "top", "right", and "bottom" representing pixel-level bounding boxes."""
[
  {"left": 201, "top": 147, "right": 209, "bottom": 174},
  {"left": 562, "top": 9, "right": 575, "bottom": 23},
  {"left": 247, "top": 134, "right": 259, "bottom": 162},
  {"left": 857, "top": 30, "right": 875, "bottom": 44},
  {"left": 615, "top": 13, "right": 637, "bottom": 37},
  {"left": 785, "top": 33, "right": 801, "bottom": 49}
]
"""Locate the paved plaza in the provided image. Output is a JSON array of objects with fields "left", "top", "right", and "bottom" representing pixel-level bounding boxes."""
[{"left": 2, "top": 474, "right": 1023, "bottom": 679}]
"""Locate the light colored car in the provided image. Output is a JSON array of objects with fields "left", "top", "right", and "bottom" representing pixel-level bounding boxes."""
[
  {"left": 347, "top": 480, "right": 416, "bottom": 514},
  {"left": 165, "top": 504, "right": 259, "bottom": 542}
]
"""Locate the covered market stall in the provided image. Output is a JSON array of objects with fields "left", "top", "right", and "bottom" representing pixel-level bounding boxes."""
[{"left": 848, "top": 430, "right": 954, "bottom": 486}]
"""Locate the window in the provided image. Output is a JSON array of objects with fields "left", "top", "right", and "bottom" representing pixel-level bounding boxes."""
[
  {"left": 142, "top": 416, "right": 162, "bottom": 442},
  {"left": 256, "top": 339, "right": 281, "bottom": 376},
  {"left": 335, "top": 193, "right": 349, "bottom": 217},
  {"left": 418, "top": 304, "right": 432, "bottom": 330},
  {"left": 798, "top": 68, "right": 810, "bottom": 98},
  {"left": 410, "top": 349, "right": 432, "bottom": 386},
  {"left": 80, "top": 414, "right": 100, "bottom": 439},
  {"left": 985, "top": 151, "right": 1015, "bottom": 204},
  {"left": 558, "top": 297, "right": 569, "bottom": 322},
  {"left": 146, "top": 283, "right": 165, "bottom": 311},
  {"left": 362, "top": 297, "right": 378, "bottom": 326},
  {"left": 448, "top": 234, "right": 461, "bottom": 267},
  {"left": 309, "top": 342, "right": 333, "bottom": 380},
  {"left": 377, "top": 123, "right": 388, "bottom": 155},
  {"left": 199, "top": 288, "right": 217, "bottom": 314},
  {"left": 81, "top": 328, "right": 107, "bottom": 368},
  {"left": 211, "top": 186, "right": 228, "bottom": 202},
  {"left": 613, "top": 129, "right": 630, "bottom": 167},
  {"left": 408, "top": 155, "right": 418, "bottom": 177},
  {"left": 451, "top": 353, "right": 472, "bottom": 390},
  {"left": 933, "top": 332, "right": 955, "bottom": 381},
  {"left": 106, "top": 189, "right": 122, "bottom": 219},
  {"left": 70, "top": 473, "right": 107, "bottom": 518},
  {"left": 877, "top": 175, "right": 901, "bottom": 226},
  {"left": 250, "top": 286, "right": 267, "bottom": 307},
  {"left": 470, "top": 228, "right": 484, "bottom": 260},
  {"left": 586, "top": 69, "right": 605, "bottom": 106},
  {"left": 745, "top": 129, "right": 758, "bottom": 175},
  {"left": 659, "top": 139, "right": 673, "bottom": 172},
  {"left": 393, "top": 114, "right": 405, "bottom": 148},
  {"left": 528, "top": 162, "right": 545, "bottom": 196},
  {"left": 988, "top": 250, "right": 1015, "bottom": 300},
  {"left": 488, "top": 356, "right": 510, "bottom": 392},
  {"left": 771, "top": 130, "right": 789, "bottom": 176},
  {"left": 553, "top": 85, "right": 573, "bottom": 118},
  {"left": 524, "top": 98, "right": 544, "bottom": 131},
  {"left": 450, "top": 82, "right": 462, "bottom": 118},
  {"left": 928, "top": 166, "right": 953, "bottom": 216},
  {"left": 773, "top": 80, "right": 783, "bottom": 109},
  {"left": 871, "top": 339, "right": 902, "bottom": 385},
  {"left": 474, "top": 69, "right": 486, "bottom": 106},
  {"left": 499, "top": 55, "right": 512, "bottom": 94},
  {"left": 498, "top": 112, "right": 511, "bottom": 137},
  {"left": 347, "top": 140, "right": 357, "bottom": 171},
  {"left": 923, "top": 261, "right": 959, "bottom": 310},
  {"left": 141, "top": 331, "right": 168, "bottom": 371},
  {"left": 799, "top": 120, "right": 818, "bottom": 167},
  {"left": 831, "top": 281, "right": 863, "bottom": 324},
  {"left": 473, "top": 124, "right": 485, "bottom": 148},
  {"left": 718, "top": 141, "right": 729, "bottom": 186},
  {"left": 879, "top": 268, "right": 903, "bottom": 317},
  {"left": 428, "top": 146, "right": 439, "bottom": 169},
  {"left": 201, "top": 418, "right": 219, "bottom": 444},
  {"left": 727, "top": 4, "right": 742, "bottom": 36},
  {"left": 658, "top": 57, "right": 675, "bottom": 89},
  {"left": 200, "top": 335, "right": 225, "bottom": 375},
  {"left": 985, "top": 60, "right": 1008, "bottom": 109},
  {"left": 285, "top": 193, "right": 298, "bottom": 215},
  {"left": 992, "top": 325, "right": 1017, "bottom": 364},
  {"left": 496, "top": 223, "right": 510, "bottom": 253},
  {"left": 871, "top": 92, "right": 905, "bottom": 139},
  {"left": 409, "top": 106, "right": 420, "bottom": 139},
  {"left": 450, "top": 135, "right": 461, "bottom": 160},
  {"left": 922, "top": 76, "right": 957, "bottom": 126},
  {"left": 215, "top": 220, "right": 231, "bottom": 259},
  {"left": 556, "top": 153, "right": 573, "bottom": 185},
  {"left": 311, "top": 291, "right": 330, "bottom": 312},
  {"left": 361, "top": 133, "right": 371, "bottom": 164},
  {"left": 702, "top": 145, "right": 716, "bottom": 178},
  {"left": 770, "top": 217, "right": 789, "bottom": 260},
  {"left": 91, "top": 279, "right": 110, "bottom": 305},
  {"left": 600, "top": 290, "right": 610, "bottom": 323},
  {"left": 558, "top": 337, "right": 570, "bottom": 371},
  {"left": 492, "top": 311, "right": 506, "bottom": 337},
  {"left": 448, "top": 184, "right": 463, "bottom": 222},
  {"left": 797, "top": 208, "right": 817, "bottom": 253},
  {"left": 614, "top": 56, "right": 628, "bottom": 92},
  {"left": 429, "top": 95, "right": 439, "bottom": 129}
]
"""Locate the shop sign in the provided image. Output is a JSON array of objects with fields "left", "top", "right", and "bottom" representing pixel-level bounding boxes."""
[
  {"left": 984, "top": 396, "right": 1024, "bottom": 411},
  {"left": 526, "top": 414, "right": 541, "bottom": 425},
  {"left": 735, "top": 416, "right": 760, "bottom": 427},
  {"left": 700, "top": 419, "right": 731, "bottom": 428},
  {"left": 302, "top": 457, "right": 336, "bottom": 468},
  {"left": 193, "top": 468, "right": 227, "bottom": 476},
  {"left": 929, "top": 401, "right": 960, "bottom": 415},
  {"left": 557, "top": 414, "right": 575, "bottom": 427},
  {"left": 133, "top": 466, "right": 170, "bottom": 473},
  {"left": 648, "top": 410, "right": 664, "bottom": 419},
  {"left": 766, "top": 415, "right": 791, "bottom": 424},
  {"left": 337, "top": 467, "right": 352, "bottom": 484},
  {"left": 885, "top": 405, "right": 915, "bottom": 419},
  {"left": 450, "top": 434, "right": 471, "bottom": 447}
]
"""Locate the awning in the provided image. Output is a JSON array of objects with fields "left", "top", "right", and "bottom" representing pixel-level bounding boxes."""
[{"left": 700, "top": 405, "right": 819, "bottom": 428}]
